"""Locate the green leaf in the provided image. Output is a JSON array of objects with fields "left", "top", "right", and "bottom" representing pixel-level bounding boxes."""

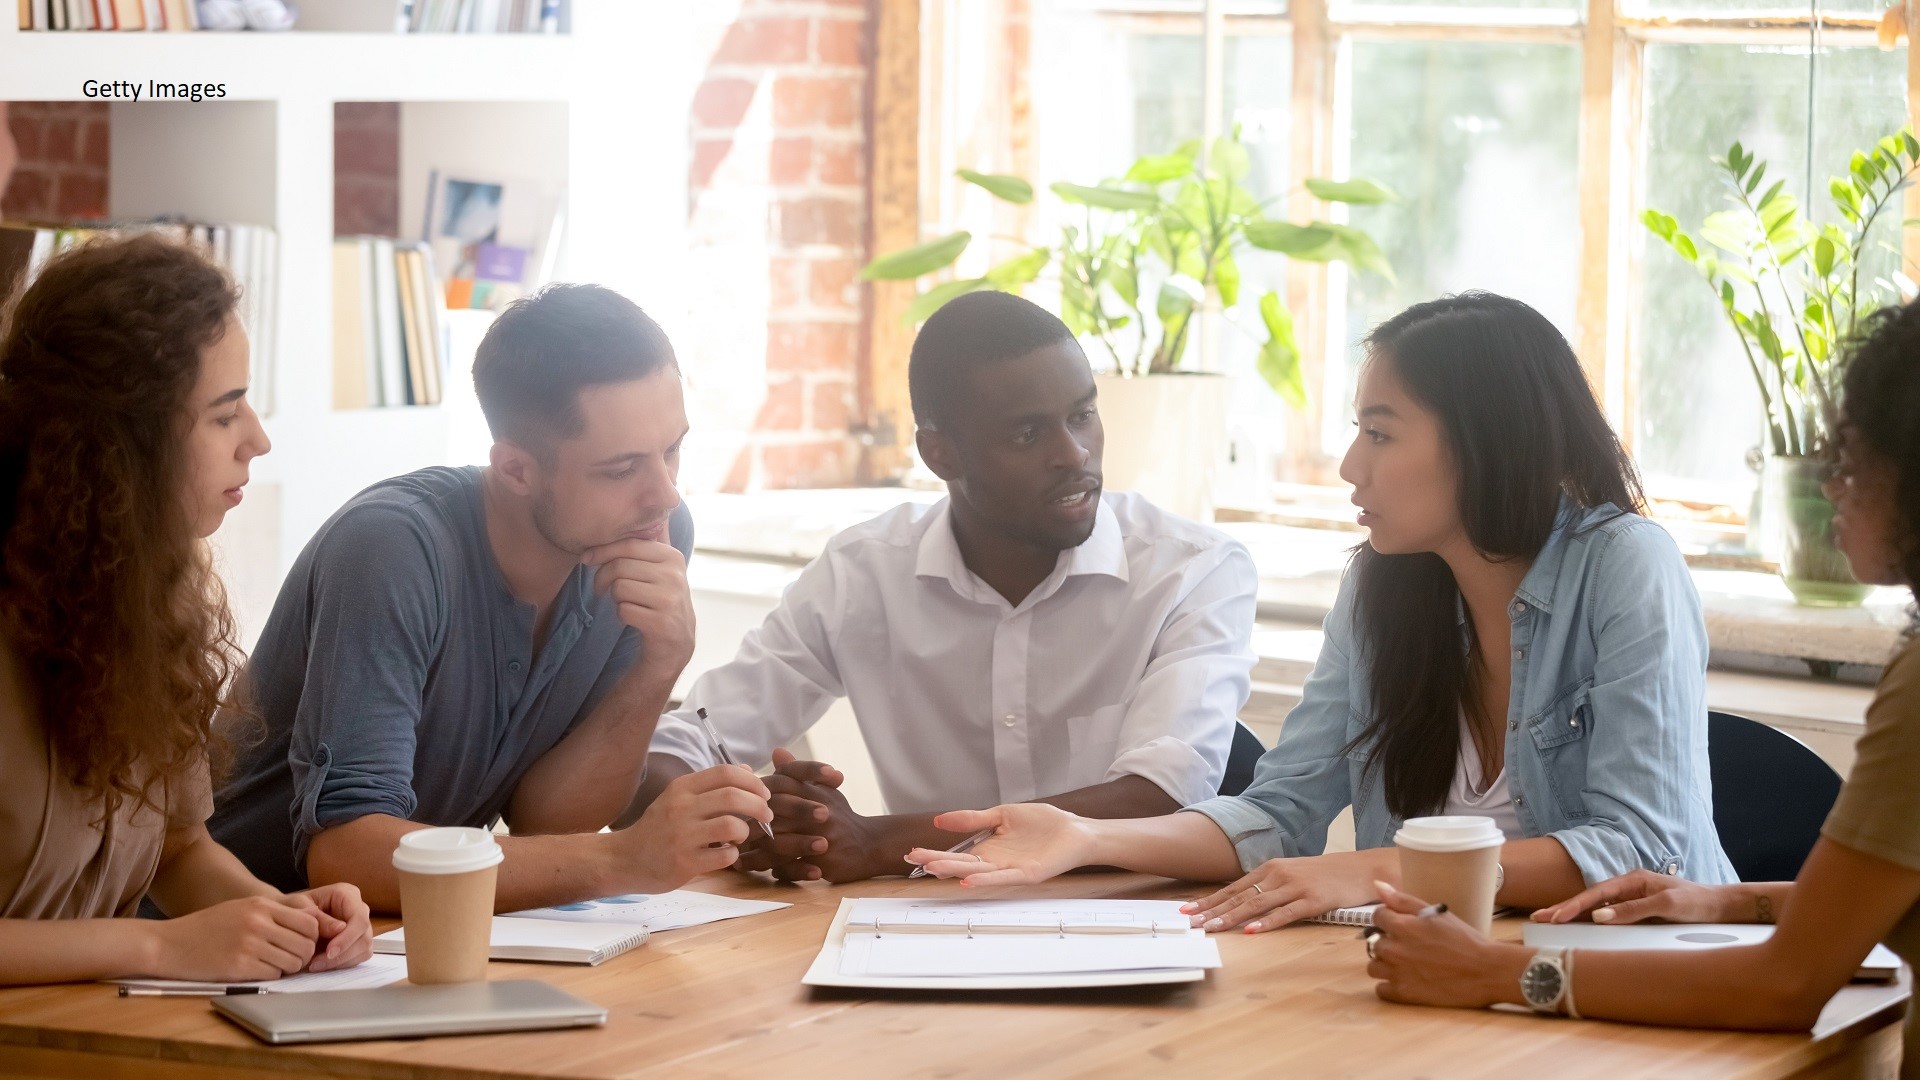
[
  {"left": 1215, "top": 253, "right": 1241, "bottom": 308},
  {"left": 1209, "top": 137, "right": 1252, "bottom": 182},
  {"left": 1125, "top": 154, "right": 1196, "bottom": 184},
  {"left": 1050, "top": 182, "right": 1159, "bottom": 211},
  {"left": 1813, "top": 235, "right": 1837, "bottom": 278},
  {"left": 1757, "top": 178, "right": 1787, "bottom": 212},
  {"left": 1324, "top": 224, "right": 1395, "bottom": 282},
  {"left": 985, "top": 248, "right": 1051, "bottom": 288},
  {"left": 861, "top": 231, "right": 972, "bottom": 281},
  {"left": 1903, "top": 130, "right": 1919, "bottom": 160},
  {"left": 1156, "top": 276, "right": 1203, "bottom": 322},
  {"left": 1672, "top": 233, "right": 1699, "bottom": 262},
  {"left": 1700, "top": 211, "right": 1753, "bottom": 254},
  {"left": 956, "top": 169, "right": 1034, "bottom": 204},
  {"left": 1304, "top": 177, "right": 1398, "bottom": 205},
  {"left": 902, "top": 277, "right": 994, "bottom": 323},
  {"left": 1641, "top": 209, "right": 1678, "bottom": 241},
  {"left": 1255, "top": 292, "right": 1305, "bottom": 409},
  {"left": 1745, "top": 160, "right": 1766, "bottom": 196},
  {"left": 1244, "top": 221, "right": 1340, "bottom": 257}
]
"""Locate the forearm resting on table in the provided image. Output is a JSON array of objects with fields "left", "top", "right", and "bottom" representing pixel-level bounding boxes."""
[
  {"left": 0, "top": 918, "right": 170, "bottom": 984},
  {"left": 306, "top": 814, "right": 620, "bottom": 915},
  {"left": 1079, "top": 810, "right": 1247, "bottom": 883},
  {"left": 614, "top": 751, "right": 697, "bottom": 829},
  {"left": 1492, "top": 837, "right": 1589, "bottom": 910},
  {"left": 509, "top": 666, "right": 677, "bottom": 834},
  {"left": 145, "top": 823, "right": 281, "bottom": 916}
]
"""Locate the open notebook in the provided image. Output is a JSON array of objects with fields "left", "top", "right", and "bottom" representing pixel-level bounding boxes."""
[
  {"left": 375, "top": 918, "right": 647, "bottom": 966},
  {"left": 804, "top": 898, "right": 1222, "bottom": 991}
]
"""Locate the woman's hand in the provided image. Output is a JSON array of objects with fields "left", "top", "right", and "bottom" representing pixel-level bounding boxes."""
[
  {"left": 1530, "top": 868, "right": 1742, "bottom": 926},
  {"left": 1368, "top": 881, "right": 1529, "bottom": 1009},
  {"left": 903, "top": 804, "right": 1095, "bottom": 886},
  {"left": 281, "top": 883, "right": 373, "bottom": 972},
  {"left": 146, "top": 896, "right": 322, "bottom": 982},
  {"left": 1182, "top": 849, "right": 1391, "bottom": 933}
]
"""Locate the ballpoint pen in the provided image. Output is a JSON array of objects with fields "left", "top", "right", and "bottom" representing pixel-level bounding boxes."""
[
  {"left": 907, "top": 827, "right": 999, "bottom": 879},
  {"left": 119, "top": 986, "right": 265, "bottom": 997},
  {"left": 698, "top": 707, "right": 777, "bottom": 843}
]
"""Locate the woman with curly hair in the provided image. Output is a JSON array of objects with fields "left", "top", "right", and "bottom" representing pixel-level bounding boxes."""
[
  {"left": 0, "top": 234, "right": 372, "bottom": 984},
  {"left": 1366, "top": 297, "right": 1920, "bottom": 1076}
]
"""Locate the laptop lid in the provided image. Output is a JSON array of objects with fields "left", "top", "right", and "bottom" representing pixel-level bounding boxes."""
[{"left": 212, "top": 979, "right": 606, "bottom": 1045}]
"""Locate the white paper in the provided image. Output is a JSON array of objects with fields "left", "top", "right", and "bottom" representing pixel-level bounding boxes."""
[
  {"left": 837, "top": 898, "right": 1220, "bottom": 979},
  {"left": 112, "top": 952, "right": 408, "bottom": 994},
  {"left": 503, "top": 890, "right": 788, "bottom": 933}
]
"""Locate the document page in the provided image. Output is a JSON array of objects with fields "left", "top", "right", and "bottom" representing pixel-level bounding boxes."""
[
  {"left": 838, "top": 898, "right": 1220, "bottom": 978},
  {"left": 505, "top": 890, "right": 788, "bottom": 933}
]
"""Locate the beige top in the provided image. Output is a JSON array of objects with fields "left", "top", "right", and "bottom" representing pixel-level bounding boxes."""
[
  {"left": 0, "top": 645, "right": 213, "bottom": 920},
  {"left": 1821, "top": 638, "right": 1920, "bottom": 1077}
]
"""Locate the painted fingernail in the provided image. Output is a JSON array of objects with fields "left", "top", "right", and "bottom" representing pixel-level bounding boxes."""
[
  {"left": 1593, "top": 908, "right": 1615, "bottom": 923},
  {"left": 1245, "top": 923, "right": 1261, "bottom": 933},
  {"left": 1204, "top": 918, "right": 1223, "bottom": 931},
  {"left": 1178, "top": 902, "right": 1197, "bottom": 913}
]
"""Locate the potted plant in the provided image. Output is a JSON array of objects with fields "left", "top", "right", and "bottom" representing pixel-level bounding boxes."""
[
  {"left": 1644, "top": 130, "right": 1920, "bottom": 607},
  {"left": 860, "top": 131, "right": 1393, "bottom": 520}
]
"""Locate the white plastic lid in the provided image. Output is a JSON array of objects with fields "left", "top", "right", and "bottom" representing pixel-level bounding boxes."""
[
  {"left": 1393, "top": 815, "right": 1505, "bottom": 853},
  {"left": 391, "top": 827, "right": 504, "bottom": 875}
]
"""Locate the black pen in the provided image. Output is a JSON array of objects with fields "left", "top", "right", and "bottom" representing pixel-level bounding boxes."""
[
  {"left": 698, "top": 707, "right": 777, "bottom": 843},
  {"left": 119, "top": 985, "right": 264, "bottom": 997},
  {"left": 1357, "top": 902, "right": 1448, "bottom": 939}
]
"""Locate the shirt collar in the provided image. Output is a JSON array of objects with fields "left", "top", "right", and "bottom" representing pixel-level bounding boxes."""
[
  {"left": 1513, "top": 493, "right": 1607, "bottom": 614},
  {"left": 914, "top": 496, "right": 1130, "bottom": 598}
]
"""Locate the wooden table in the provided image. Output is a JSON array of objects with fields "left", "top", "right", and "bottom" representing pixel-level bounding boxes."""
[{"left": 0, "top": 874, "right": 1906, "bottom": 1080}]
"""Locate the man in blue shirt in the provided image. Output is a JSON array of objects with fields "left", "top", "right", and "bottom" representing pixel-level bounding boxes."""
[{"left": 211, "top": 284, "right": 772, "bottom": 913}]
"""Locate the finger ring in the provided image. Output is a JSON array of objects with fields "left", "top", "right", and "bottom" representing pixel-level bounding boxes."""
[
  {"left": 1250, "top": 883, "right": 1264, "bottom": 895},
  {"left": 1366, "top": 936, "right": 1379, "bottom": 960}
]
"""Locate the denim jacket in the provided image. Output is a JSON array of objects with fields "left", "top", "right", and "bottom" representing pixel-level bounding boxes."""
[{"left": 1187, "top": 500, "right": 1737, "bottom": 887}]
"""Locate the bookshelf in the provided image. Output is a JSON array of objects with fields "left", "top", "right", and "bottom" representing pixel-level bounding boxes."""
[{"left": 0, "top": 3, "right": 700, "bottom": 645}]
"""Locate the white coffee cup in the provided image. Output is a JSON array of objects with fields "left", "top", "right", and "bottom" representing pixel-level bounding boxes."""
[
  {"left": 1393, "top": 816, "right": 1504, "bottom": 936},
  {"left": 391, "top": 827, "right": 503, "bottom": 985}
]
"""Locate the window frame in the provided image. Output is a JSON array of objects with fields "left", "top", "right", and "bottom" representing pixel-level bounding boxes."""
[{"left": 908, "top": 0, "right": 1918, "bottom": 519}]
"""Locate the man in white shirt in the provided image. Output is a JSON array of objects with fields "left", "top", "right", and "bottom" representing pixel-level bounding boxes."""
[{"left": 637, "top": 291, "right": 1257, "bottom": 882}]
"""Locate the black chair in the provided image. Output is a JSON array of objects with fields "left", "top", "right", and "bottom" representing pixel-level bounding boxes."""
[
  {"left": 1708, "top": 710, "right": 1844, "bottom": 883},
  {"left": 1218, "top": 721, "right": 1267, "bottom": 797}
]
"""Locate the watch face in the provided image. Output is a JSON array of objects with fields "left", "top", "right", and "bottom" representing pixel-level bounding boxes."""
[{"left": 1522, "top": 960, "right": 1564, "bottom": 1007}]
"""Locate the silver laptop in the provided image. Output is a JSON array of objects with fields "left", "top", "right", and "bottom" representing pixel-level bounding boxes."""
[
  {"left": 1524, "top": 923, "right": 1901, "bottom": 982},
  {"left": 212, "top": 979, "right": 607, "bottom": 1044}
]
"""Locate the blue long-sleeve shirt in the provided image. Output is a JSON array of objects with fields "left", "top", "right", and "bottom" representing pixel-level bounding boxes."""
[{"left": 1186, "top": 499, "right": 1738, "bottom": 887}]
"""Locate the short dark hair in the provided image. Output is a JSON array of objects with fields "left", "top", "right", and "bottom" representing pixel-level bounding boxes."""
[
  {"left": 907, "top": 290, "right": 1079, "bottom": 427},
  {"left": 472, "top": 283, "right": 678, "bottom": 454},
  {"left": 1839, "top": 299, "right": 1920, "bottom": 594}
]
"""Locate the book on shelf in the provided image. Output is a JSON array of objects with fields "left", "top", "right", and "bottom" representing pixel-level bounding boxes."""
[
  {"left": 0, "top": 216, "right": 278, "bottom": 414},
  {"left": 400, "top": 0, "right": 565, "bottom": 33},
  {"left": 332, "top": 236, "right": 448, "bottom": 410},
  {"left": 18, "top": 0, "right": 197, "bottom": 28}
]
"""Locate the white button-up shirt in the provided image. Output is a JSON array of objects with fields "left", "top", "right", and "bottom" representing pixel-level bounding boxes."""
[{"left": 651, "top": 492, "right": 1258, "bottom": 812}]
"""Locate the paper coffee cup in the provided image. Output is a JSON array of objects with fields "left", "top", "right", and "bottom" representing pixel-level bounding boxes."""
[
  {"left": 392, "top": 827, "right": 502, "bottom": 985},
  {"left": 1393, "top": 816, "right": 1504, "bottom": 936}
]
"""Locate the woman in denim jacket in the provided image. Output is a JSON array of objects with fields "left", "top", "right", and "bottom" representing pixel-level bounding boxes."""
[{"left": 907, "top": 292, "right": 1737, "bottom": 931}]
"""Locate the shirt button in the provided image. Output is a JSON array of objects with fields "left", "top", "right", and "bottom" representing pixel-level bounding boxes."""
[
  {"left": 1513, "top": 648, "right": 1526, "bottom": 661},
  {"left": 1003, "top": 714, "right": 1017, "bottom": 727},
  {"left": 509, "top": 661, "right": 522, "bottom": 673},
  {"left": 1512, "top": 601, "right": 1528, "bottom": 616},
  {"left": 1664, "top": 861, "right": 1679, "bottom": 875},
  {"left": 1514, "top": 795, "right": 1525, "bottom": 807}
]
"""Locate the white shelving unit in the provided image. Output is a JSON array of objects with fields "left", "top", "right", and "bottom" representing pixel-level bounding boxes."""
[{"left": 0, "top": 3, "right": 703, "bottom": 644}]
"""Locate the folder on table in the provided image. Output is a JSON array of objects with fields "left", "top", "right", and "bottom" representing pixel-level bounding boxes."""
[{"left": 802, "top": 897, "right": 1221, "bottom": 991}]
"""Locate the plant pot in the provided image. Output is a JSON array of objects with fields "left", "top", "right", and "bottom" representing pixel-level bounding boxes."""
[
  {"left": 1761, "top": 454, "right": 1873, "bottom": 608},
  {"left": 1093, "top": 371, "right": 1228, "bottom": 522}
]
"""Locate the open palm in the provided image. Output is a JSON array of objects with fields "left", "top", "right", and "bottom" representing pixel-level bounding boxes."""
[{"left": 904, "top": 803, "right": 1093, "bottom": 886}]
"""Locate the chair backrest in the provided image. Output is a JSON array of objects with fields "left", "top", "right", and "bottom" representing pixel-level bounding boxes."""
[
  {"left": 1708, "top": 710, "right": 1844, "bottom": 883},
  {"left": 1218, "top": 722, "right": 1266, "bottom": 797}
]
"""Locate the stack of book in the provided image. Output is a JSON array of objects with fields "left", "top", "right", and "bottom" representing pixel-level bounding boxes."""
[
  {"left": 18, "top": 0, "right": 201, "bottom": 30},
  {"left": 397, "top": 0, "right": 564, "bottom": 33},
  {"left": 0, "top": 218, "right": 278, "bottom": 414},
  {"left": 332, "top": 236, "right": 447, "bottom": 409}
]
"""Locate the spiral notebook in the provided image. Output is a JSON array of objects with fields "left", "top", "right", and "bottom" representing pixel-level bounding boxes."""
[
  {"left": 374, "top": 917, "right": 648, "bottom": 966},
  {"left": 1303, "top": 903, "right": 1383, "bottom": 927}
]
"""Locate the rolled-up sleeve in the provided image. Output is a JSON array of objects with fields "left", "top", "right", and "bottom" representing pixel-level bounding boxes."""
[
  {"left": 1101, "top": 544, "right": 1257, "bottom": 806},
  {"left": 1547, "top": 521, "right": 1728, "bottom": 885},
  {"left": 1184, "top": 573, "right": 1363, "bottom": 871},
  {"left": 285, "top": 504, "right": 441, "bottom": 869}
]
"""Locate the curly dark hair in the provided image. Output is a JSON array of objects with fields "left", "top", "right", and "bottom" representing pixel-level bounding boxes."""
[
  {"left": 0, "top": 233, "right": 246, "bottom": 817},
  {"left": 1838, "top": 299, "right": 1920, "bottom": 597}
]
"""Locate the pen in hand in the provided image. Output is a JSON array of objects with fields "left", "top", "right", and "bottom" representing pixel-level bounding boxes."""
[
  {"left": 697, "top": 707, "right": 777, "bottom": 844},
  {"left": 907, "top": 827, "right": 999, "bottom": 879}
]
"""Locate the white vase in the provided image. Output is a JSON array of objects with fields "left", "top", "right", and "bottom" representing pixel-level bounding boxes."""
[{"left": 1093, "top": 372, "right": 1228, "bottom": 523}]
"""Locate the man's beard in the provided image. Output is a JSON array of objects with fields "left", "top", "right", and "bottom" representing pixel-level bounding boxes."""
[{"left": 530, "top": 488, "right": 589, "bottom": 557}]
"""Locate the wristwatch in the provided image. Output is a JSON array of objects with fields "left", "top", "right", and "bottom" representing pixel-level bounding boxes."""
[{"left": 1520, "top": 947, "right": 1574, "bottom": 1016}]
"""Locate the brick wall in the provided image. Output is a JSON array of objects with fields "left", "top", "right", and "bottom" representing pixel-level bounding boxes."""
[
  {"left": 334, "top": 103, "right": 400, "bottom": 238},
  {"left": 688, "top": 0, "right": 871, "bottom": 492},
  {"left": 1, "top": 101, "right": 110, "bottom": 220}
]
